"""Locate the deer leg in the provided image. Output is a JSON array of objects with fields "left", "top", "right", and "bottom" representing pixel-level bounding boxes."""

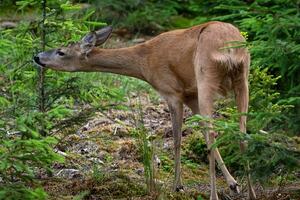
[
  {"left": 215, "top": 150, "right": 240, "bottom": 193},
  {"left": 234, "top": 79, "right": 256, "bottom": 200},
  {"left": 167, "top": 97, "right": 184, "bottom": 191},
  {"left": 197, "top": 83, "right": 219, "bottom": 200},
  {"left": 186, "top": 99, "right": 239, "bottom": 194}
]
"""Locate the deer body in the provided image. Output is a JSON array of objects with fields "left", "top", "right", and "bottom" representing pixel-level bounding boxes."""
[{"left": 35, "top": 21, "right": 256, "bottom": 200}]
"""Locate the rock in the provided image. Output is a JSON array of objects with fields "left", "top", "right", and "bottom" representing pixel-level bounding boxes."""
[
  {"left": 132, "top": 38, "right": 145, "bottom": 43},
  {"left": 6, "top": 130, "right": 21, "bottom": 137},
  {"left": 80, "top": 147, "right": 89, "bottom": 154},
  {"left": 0, "top": 21, "right": 17, "bottom": 29},
  {"left": 56, "top": 169, "right": 82, "bottom": 179},
  {"left": 54, "top": 149, "right": 67, "bottom": 157},
  {"left": 110, "top": 163, "right": 119, "bottom": 170},
  {"left": 163, "top": 140, "right": 173, "bottom": 150},
  {"left": 136, "top": 168, "right": 144, "bottom": 175},
  {"left": 88, "top": 157, "right": 104, "bottom": 165},
  {"left": 154, "top": 155, "right": 161, "bottom": 168},
  {"left": 80, "top": 117, "right": 111, "bottom": 132},
  {"left": 68, "top": 140, "right": 100, "bottom": 156}
]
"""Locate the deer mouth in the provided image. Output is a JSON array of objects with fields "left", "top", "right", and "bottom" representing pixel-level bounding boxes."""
[{"left": 33, "top": 56, "right": 46, "bottom": 67}]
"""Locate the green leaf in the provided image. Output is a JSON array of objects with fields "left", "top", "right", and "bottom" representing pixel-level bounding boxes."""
[
  {"left": 84, "top": 21, "right": 107, "bottom": 27},
  {"left": 60, "top": 2, "right": 82, "bottom": 11}
]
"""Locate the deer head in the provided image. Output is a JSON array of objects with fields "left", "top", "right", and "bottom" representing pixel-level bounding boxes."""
[{"left": 34, "top": 26, "right": 113, "bottom": 71}]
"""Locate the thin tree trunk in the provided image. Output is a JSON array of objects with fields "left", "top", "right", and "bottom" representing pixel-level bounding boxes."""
[{"left": 38, "top": 0, "right": 47, "bottom": 135}]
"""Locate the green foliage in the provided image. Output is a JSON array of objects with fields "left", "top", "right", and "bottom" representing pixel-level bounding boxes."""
[
  {"left": 216, "top": 129, "right": 300, "bottom": 184},
  {"left": 248, "top": 66, "right": 290, "bottom": 132},
  {"left": 91, "top": 165, "right": 105, "bottom": 183},
  {"left": 186, "top": 66, "right": 299, "bottom": 184},
  {"left": 159, "top": 154, "right": 173, "bottom": 172},
  {"left": 187, "top": 113, "right": 300, "bottom": 185},
  {"left": 73, "top": 190, "right": 90, "bottom": 200},
  {"left": 0, "top": 185, "right": 47, "bottom": 200},
  {"left": 133, "top": 126, "right": 156, "bottom": 193},
  {"left": 0, "top": 136, "right": 63, "bottom": 181},
  {"left": 0, "top": 0, "right": 130, "bottom": 137},
  {"left": 0, "top": 131, "right": 63, "bottom": 200},
  {"left": 0, "top": 0, "right": 125, "bottom": 198},
  {"left": 89, "top": 0, "right": 181, "bottom": 34},
  {"left": 185, "top": 134, "right": 208, "bottom": 164},
  {"left": 209, "top": 0, "right": 300, "bottom": 133}
]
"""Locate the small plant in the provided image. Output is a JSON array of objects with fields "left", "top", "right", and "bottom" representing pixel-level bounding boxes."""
[
  {"left": 73, "top": 190, "right": 90, "bottom": 200},
  {"left": 130, "top": 93, "right": 157, "bottom": 194},
  {"left": 185, "top": 134, "right": 208, "bottom": 164},
  {"left": 159, "top": 154, "right": 173, "bottom": 172},
  {"left": 0, "top": 132, "right": 64, "bottom": 200},
  {"left": 91, "top": 165, "right": 105, "bottom": 183}
]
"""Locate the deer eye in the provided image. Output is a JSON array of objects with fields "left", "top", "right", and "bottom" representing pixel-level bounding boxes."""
[{"left": 56, "top": 50, "right": 65, "bottom": 56}]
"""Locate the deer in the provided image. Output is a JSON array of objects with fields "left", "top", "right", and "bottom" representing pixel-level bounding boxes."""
[{"left": 34, "top": 21, "right": 256, "bottom": 200}]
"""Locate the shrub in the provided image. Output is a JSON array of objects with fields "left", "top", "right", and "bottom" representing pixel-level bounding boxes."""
[
  {"left": 0, "top": 0, "right": 121, "bottom": 198},
  {"left": 186, "top": 65, "right": 300, "bottom": 184}
]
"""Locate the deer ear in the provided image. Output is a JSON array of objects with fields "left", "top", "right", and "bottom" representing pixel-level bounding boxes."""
[
  {"left": 94, "top": 26, "right": 113, "bottom": 46},
  {"left": 80, "top": 32, "right": 97, "bottom": 54}
]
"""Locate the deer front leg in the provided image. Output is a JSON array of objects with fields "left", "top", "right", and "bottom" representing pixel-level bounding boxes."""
[
  {"left": 234, "top": 78, "right": 256, "bottom": 200},
  {"left": 167, "top": 97, "right": 184, "bottom": 191}
]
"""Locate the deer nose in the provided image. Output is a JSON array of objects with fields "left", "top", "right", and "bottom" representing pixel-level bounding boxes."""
[
  {"left": 33, "top": 55, "right": 46, "bottom": 67},
  {"left": 33, "top": 56, "right": 40, "bottom": 63}
]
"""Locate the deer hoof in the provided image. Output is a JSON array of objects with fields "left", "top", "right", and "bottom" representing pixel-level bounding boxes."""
[
  {"left": 229, "top": 182, "right": 240, "bottom": 194},
  {"left": 175, "top": 185, "right": 184, "bottom": 192}
]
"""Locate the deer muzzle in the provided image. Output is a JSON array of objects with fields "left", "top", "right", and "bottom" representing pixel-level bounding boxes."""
[{"left": 33, "top": 56, "right": 45, "bottom": 67}]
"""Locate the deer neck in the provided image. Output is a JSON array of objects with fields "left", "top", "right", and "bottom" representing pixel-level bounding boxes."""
[{"left": 85, "top": 45, "right": 147, "bottom": 80}]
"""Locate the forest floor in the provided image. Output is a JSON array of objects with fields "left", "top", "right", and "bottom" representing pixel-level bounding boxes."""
[{"left": 40, "top": 90, "right": 300, "bottom": 200}]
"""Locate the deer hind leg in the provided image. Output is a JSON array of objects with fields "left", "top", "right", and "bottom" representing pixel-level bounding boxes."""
[
  {"left": 195, "top": 77, "right": 220, "bottom": 200},
  {"left": 166, "top": 96, "right": 184, "bottom": 191},
  {"left": 185, "top": 98, "right": 239, "bottom": 194},
  {"left": 234, "top": 77, "right": 256, "bottom": 200}
]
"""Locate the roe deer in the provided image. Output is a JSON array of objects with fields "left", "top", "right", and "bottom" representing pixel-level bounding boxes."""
[{"left": 34, "top": 21, "right": 256, "bottom": 200}]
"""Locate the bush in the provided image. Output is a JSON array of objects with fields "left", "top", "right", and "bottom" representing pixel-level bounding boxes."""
[
  {"left": 186, "top": 65, "right": 300, "bottom": 184},
  {"left": 185, "top": 134, "right": 208, "bottom": 164},
  {"left": 0, "top": 0, "right": 125, "bottom": 198},
  {"left": 90, "top": 0, "right": 181, "bottom": 34},
  {"left": 207, "top": 0, "right": 300, "bottom": 133},
  {"left": 0, "top": 133, "right": 63, "bottom": 200}
]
